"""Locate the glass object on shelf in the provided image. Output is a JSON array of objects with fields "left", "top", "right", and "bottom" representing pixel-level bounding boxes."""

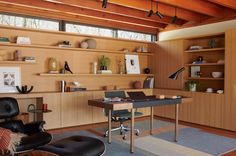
[{"left": 48, "top": 57, "right": 58, "bottom": 73}]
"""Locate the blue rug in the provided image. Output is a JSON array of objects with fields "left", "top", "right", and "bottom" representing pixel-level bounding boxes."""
[
  {"left": 155, "top": 127, "right": 236, "bottom": 156},
  {"left": 52, "top": 120, "right": 236, "bottom": 156}
]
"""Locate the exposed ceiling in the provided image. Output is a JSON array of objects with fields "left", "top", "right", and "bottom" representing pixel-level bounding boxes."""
[{"left": 0, "top": 0, "right": 236, "bottom": 34}]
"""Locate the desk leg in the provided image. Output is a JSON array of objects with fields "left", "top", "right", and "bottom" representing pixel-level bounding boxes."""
[
  {"left": 130, "top": 108, "right": 134, "bottom": 153},
  {"left": 150, "top": 106, "right": 154, "bottom": 135},
  {"left": 175, "top": 104, "right": 179, "bottom": 142},
  {"left": 108, "top": 109, "right": 112, "bottom": 144}
]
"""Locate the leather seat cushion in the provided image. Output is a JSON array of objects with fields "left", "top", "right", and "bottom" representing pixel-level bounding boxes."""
[
  {"left": 16, "top": 132, "right": 52, "bottom": 152},
  {"left": 37, "top": 136, "right": 105, "bottom": 156}
]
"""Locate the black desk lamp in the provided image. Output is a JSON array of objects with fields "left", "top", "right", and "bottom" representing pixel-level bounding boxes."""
[{"left": 168, "top": 67, "right": 185, "bottom": 80}]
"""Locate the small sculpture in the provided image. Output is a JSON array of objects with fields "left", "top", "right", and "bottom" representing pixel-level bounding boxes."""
[
  {"left": 16, "top": 85, "right": 33, "bottom": 94},
  {"left": 64, "top": 61, "right": 73, "bottom": 74}
]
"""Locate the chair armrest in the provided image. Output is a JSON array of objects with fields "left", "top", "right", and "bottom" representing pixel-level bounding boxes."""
[{"left": 24, "top": 121, "right": 45, "bottom": 135}]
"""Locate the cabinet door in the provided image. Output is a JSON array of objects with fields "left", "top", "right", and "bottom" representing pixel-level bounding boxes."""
[
  {"left": 61, "top": 93, "right": 78, "bottom": 127},
  {"left": 43, "top": 93, "right": 61, "bottom": 129}
]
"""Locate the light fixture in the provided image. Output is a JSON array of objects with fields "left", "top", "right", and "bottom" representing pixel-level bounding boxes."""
[
  {"left": 172, "top": 7, "right": 178, "bottom": 23},
  {"left": 102, "top": 0, "right": 108, "bottom": 8},
  {"left": 147, "top": 0, "right": 154, "bottom": 17},
  {"left": 168, "top": 67, "right": 185, "bottom": 80},
  {"left": 155, "top": 1, "right": 164, "bottom": 19}
]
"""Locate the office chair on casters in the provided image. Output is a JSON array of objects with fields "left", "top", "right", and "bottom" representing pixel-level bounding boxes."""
[
  {"left": 104, "top": 91, "right": 143, "bottom": 140},
  {"left": 0, "top": 97, "right": 52, "bottom": 155}
]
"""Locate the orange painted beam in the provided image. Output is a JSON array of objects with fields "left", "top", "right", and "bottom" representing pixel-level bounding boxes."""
[
  {"left": 46, "top": 0, "right": 187, "bottom": 25},
  {"left": 0, "top": 2, "right": 158, "bottom": 34},
  {"left": 156, "top": 0, "right": 236, "bottom": 17},
  {"left": 0, "top": 0, "right": 166, "bottom": 29},
  {"left": 207, "top": 0, "right": 236, "bottom": 10}
]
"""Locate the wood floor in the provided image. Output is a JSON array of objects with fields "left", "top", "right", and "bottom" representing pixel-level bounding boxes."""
[{"left": 48, "top": 116, "right": 236, "bottom": 156}]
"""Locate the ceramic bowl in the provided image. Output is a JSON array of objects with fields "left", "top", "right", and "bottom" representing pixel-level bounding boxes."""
[{"left": 212, "top": 72, "right": 223, "bottom": 78}]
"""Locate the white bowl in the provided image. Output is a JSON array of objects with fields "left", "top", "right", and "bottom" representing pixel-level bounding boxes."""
[{"left": 212, "top": 72, "right": 223, "bottom": 78}]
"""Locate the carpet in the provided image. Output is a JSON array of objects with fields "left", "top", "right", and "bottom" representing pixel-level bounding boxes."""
[{"left": 52, "top": 119, "right": 236, "bottom": 156}]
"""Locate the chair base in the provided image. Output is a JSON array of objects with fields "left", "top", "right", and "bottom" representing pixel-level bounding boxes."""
[{"left": 104, "top": 123, "right": 140, "bottom": 140}]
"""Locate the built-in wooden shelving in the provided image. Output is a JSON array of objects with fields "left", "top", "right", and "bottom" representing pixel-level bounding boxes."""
[
  {"left": 0, "top": 61, "right": 36, "bottom": 64},
  {"left": 184, "top": 47, "right": 225, "bottom": 53},
  {"left": 0, "top": 43, "right": 153, "bottom": 56},
  {"left": 185, "top": 63, "right": 224, "bottom": 66},
  {"left": 38, "top": 73, "right": 154, "bottom": 77},
  {"left": 187, "top": 77, "right": 224, "bottom": 81}
]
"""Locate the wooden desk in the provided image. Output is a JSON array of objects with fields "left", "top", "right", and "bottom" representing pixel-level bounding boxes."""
[{"left": 88, "top": 97, "right": 192, "bottom": 153}]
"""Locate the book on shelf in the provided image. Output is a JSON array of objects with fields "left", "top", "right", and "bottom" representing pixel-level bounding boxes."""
[
  {"left": 0, "top": 37, "right": 10, "bottom": 43},
  {"left": 97, "top": 70, "right": 112, "bottom": 74}
]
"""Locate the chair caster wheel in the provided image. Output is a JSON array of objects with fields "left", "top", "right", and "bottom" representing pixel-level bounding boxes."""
[
  {"left": 123, "top": 136, "right": 127, "bottom": 140},
  {"left": 135, "top": 132, "right": 139, "bottom": 136},
  {"left": 120, "top": 131, "right": 123, "bottom": 135},
  {"left": 104, "top": 134, "right": 108, "bottom": 137}
]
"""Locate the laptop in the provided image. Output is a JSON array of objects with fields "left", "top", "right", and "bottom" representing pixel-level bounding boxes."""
[{"left": 127, "top": 91, "right": 156, "bottom": 102}]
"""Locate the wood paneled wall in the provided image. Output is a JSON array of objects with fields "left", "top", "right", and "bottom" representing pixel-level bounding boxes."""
[
  {"left": 152, "top": 40, "right": 185, "bottom": 89},
  {"left": 0, "top": 25, "right": 154, "bottom": 92}
]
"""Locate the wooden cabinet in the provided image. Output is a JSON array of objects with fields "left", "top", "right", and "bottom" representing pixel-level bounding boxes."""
[{"left": 43, "top": 93, "right": 61, "bottom": 129}]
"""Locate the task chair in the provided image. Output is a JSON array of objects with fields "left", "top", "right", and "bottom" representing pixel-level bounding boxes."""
[
  {"left": 0, "top": 97, "right": 52, "bottom": 154},
  {"left": 104, "top": 91, "right": 142, "bottom": 140}
]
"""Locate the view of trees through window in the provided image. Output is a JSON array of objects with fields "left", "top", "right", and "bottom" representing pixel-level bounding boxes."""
[
  {"left": 66, "top": 23, "right": 115, "bottom": 37},
  {"left": 0, "top": 14, "right": 59, "bottom": 30},
  {"left": 0, "top": 13, "right": 155, "bottom": 42}
]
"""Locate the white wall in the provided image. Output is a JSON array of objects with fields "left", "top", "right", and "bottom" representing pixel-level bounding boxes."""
[{"left": 159, "top": 19, "right": 236, "bottom": 41}]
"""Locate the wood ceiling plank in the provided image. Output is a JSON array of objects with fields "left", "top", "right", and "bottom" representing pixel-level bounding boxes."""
[
  {"left": 45, "top": 0, "right": 187, "bottom": 25},
  {"left": 0, "top": 3, "right": 158, "bottom": 34},
  {"left": 0, "top": 0, "right": 166, "bottom": 29},
  {"left": 156, "top": 0, "right": 236, "bottom": 17},
  {"left": 106, "top": 0, "right": 208, "bottom": 21},
  {"left": 207, "top": 0, "right": 236, "bottom": 10}
]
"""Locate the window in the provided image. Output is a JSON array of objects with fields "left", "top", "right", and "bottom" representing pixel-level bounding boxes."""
[
  {"left": 66, "top": 23, "right": 115, "bottom": 37},
  {"left": 0, "top": 14, "right": 59, "bottom": 31},
  {"left": 117, "top": 30, "right": 152, "bottom": 42}
]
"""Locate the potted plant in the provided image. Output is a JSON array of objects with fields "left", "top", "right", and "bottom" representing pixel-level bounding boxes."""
[
  {"left": 99, "top": 55, "right": 111, "bottom": 70},
  {"left": 185, "top": 81, "right": 198, "bottom": 92}
]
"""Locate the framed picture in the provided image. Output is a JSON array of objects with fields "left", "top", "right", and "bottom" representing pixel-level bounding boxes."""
[
  {"left": 125, "top": 54, "right": 140, "bottom": 74},
  {"left": 0, "top": 67, "right": 21, "bottom": 93}
]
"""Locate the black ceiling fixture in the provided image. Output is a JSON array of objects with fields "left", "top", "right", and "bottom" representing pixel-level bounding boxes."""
[
  {"left": 147, "top": 0, "right": 154, "bottom": 17},
  {"left": 102, "top": 0, "right": 108, "bottom": 8},
  {"left": 172, "top": 7, "right": 178, "bottom": 23},
  {"left": 155, "top": 0, "right": 164, "bottom": 19}
]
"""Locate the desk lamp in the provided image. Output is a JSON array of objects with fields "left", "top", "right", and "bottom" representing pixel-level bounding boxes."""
[{"left": 168, "top": 67, "right": 185, "bottom": 80}]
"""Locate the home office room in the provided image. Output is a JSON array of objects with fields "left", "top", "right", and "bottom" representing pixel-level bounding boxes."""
[{"left": 0, "top": 0, "right": 235, "bottom": 156}]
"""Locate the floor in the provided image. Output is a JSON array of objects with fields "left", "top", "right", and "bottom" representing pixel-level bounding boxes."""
[{"left": 47, "top": 116, "right": 236, "bottom": 156}]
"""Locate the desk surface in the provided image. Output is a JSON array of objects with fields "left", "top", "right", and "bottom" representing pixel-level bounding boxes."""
[{"left": 88, "top": 97, "right": 191, "bottom": 110}]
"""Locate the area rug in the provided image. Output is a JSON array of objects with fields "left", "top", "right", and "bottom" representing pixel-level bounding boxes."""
[{"left": 92, "top": 119, "right": 236, "bottom": 156}]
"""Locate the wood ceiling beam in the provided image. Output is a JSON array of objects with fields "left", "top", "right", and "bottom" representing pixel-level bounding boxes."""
[
  {"left": 105, "top": 0, "right": 208, "bottom": 22},
  {"left": 0, "top": 3, "right": 158, "bottom": 34},
  {"left": 155, "top": 0, "right": 236, "bottom": 17},
  {"left": 0, "top": 0, "right": 166, "bottom": 29},
  {"left": 45, "top": 0, "right": 186, "bottom": 25},
  {"left": 207, "top": 0, "right": 236, "bottom": 10}
]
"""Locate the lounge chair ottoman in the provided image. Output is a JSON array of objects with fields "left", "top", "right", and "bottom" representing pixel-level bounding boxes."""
[{"left": 36, "top": 135, "right": 105, "bottom": 156}]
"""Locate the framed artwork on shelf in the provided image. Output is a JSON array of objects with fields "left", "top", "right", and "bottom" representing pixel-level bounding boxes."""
[
  {"left": 0, "top": 67, "right": 21, "bottom": 93},
  {"left": 125, "top": 54, "right": 140, "bottom": 74}
]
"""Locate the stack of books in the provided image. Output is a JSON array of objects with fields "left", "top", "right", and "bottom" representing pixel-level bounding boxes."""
[
  {"left": 97, "top": 70, "right": 112, "bottom": 74},
  {"left": 23, "top": 56, "right": 36, "bottom": 62}
]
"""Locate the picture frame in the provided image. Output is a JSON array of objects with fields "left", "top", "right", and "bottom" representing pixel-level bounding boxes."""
[
  {"left": 125, "top": 54, "right": 140, "bottom": 74},
  {"left": 0, "top": 67, "right": 21, "bottom": 93}
]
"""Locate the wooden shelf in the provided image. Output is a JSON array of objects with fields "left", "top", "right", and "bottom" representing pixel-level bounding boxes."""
[
  {"left": 0, "top": 43, "right": 153, "bottom": 56},
  {"left": 187, "top": 77, "right": 224, "bottom": 80},
  {"left": 38, "top": 73, "right": 154, "bottom": 77},
  {"left": 0, "top": 61, "right": 36, "bottom": 64},
  {"left": 184, "top": 47, "right": 225, "bottom": 53},
  {"left": 186, "top": 63, "right": 224, "bottom": 66}
]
